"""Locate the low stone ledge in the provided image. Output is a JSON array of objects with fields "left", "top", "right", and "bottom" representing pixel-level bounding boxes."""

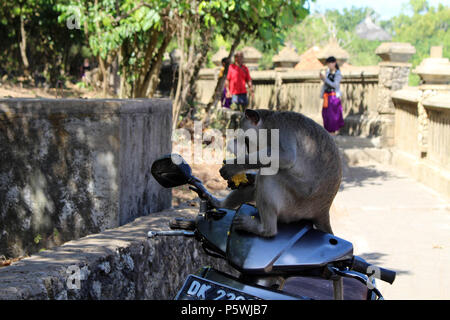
[
  {"left": 0, "top": 207, "right": 236, "bottom": 300},
  {"left": 391, "top": 87, "right": 420, "bottom": 105},
  {"left": 422, "top": 93, "right": 450, "bottom": 110}
]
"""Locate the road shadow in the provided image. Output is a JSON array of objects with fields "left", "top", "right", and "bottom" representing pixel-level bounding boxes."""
[
  {"left": 339, "top": 164, "right": 396, "bottom": 190},
  {"left": 358, "top": 252, "right": 411, "bottom": 276}
]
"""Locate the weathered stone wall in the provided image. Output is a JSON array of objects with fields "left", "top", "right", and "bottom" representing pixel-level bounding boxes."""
[
  {"left": 392, "top": 89, "right": 450, "bottom": 198},
  {"left": 0, "top": 208, "right": 236, "bottom": 300},
  {"left": 0, "top": 98, "right": 172, "bottom": 258},
  {"left": 196, "top": 68, "right": 380, "bottom": 126}
]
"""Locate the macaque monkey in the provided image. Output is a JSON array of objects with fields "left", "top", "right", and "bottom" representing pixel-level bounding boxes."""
[{"left": 195, "top": 109, "right": 341, "bottom": 237}]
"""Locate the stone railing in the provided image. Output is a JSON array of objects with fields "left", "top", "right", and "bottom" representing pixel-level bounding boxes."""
[
  {"left": 422, "top": 93, "right": 450, "bottom": 172},
  {"left": 391, "top": 88, "right": 421, "bottom": 156},
  {"left": 0, "top": 208, "right": 236, "bottom": 300},
  {"left": 392, "top": 88, "right": 450, "bottom": 198},
  {"left": 0, "top": 98, "right": 172, "bottom": 258},
  {"left": 390, "top": 46, "right": 450, "bottom": 198},
  {"left": 197, "top": 67, "right": 379, "bottom": 125}
]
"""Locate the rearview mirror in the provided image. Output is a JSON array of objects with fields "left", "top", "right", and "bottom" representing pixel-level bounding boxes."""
[{"left": 151, "top": 154, "right": 193, "bottom": 188}]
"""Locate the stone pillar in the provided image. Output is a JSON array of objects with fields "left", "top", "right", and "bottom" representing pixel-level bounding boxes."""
[
  {"left": 375, "top": 42, "right": 416, "bottom": 146},
  {"left": 413, "top": 46, "right": 450, "bottom": 156}
]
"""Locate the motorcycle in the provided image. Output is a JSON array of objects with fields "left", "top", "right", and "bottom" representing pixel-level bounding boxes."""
[{"left": 148, "top": 154, "right": 396, "bottom": 300}]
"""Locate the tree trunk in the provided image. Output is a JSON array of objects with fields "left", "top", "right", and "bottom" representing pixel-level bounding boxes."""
[
  {"left": 172, "top": 21, "right": 213, "bottom": 129},
  {"left": 19, "top": 10, "right": 30, "bottom": 77},
  {"left": 144, "top": 34, "right": 172, "bottom": 97},
  {"left": 188, "top": 32, "right": 211, "bottom": 106},
  {"left": 98, "top": 55, "right": 108, "bottom": 96},
  {"left": 132, "top": 31, "right": 173, "bottom": 98},
  {"left": 205, "top": 28, "right": 244, "bottom": 112},
  {"left": 172, "top": 21, "right": 185, "bottom": 129},
  {"left": 132, "top": 30, "right": 159, "bottom": 97}
]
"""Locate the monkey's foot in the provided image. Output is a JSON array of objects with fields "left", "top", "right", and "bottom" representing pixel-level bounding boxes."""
[
  {"left": 234, "top": 215, "right": 259, "bottom": 232},
  {"left": 233, "top": 215, "right": 275, "bottom": 238},
  {"left": 234, "top": 215, "right": 277, "bottom": 238}
]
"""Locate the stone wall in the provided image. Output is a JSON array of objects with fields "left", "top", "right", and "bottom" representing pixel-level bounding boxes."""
[
  {"left": 0, "top": 208, "right": 236, "bottom": 300},
  {"left": 197, "top": 68, "right": 379, "bottom": 126},
  {"left": 0, "top": 98, "right": 172, "bottom": 258},
  {"left": 390, "top": 46, "right": 450, "bottom": 198},
  {"left": 392, "top": 89, "right": 450, "bottom": 198},
  {"left": 195, "top": 42, "right": 416, "bottom": 146}
]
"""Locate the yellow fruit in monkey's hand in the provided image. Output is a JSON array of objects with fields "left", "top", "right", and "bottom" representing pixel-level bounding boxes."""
[{"left": 231, "top": 173, "right": 248, "bottom": 187}]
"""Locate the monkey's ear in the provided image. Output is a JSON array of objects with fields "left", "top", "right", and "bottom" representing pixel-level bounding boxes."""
[{"left": 244, "top": 109, "right": 260, "bottom": 125}]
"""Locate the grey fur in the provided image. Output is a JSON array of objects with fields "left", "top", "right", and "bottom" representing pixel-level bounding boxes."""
[{"left": 205, "top": 109, "right": 342, "bottom": 237}]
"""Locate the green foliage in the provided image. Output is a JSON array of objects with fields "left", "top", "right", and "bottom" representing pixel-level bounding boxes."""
[
  {"left": 33, "top": 234, "right": 42, "bottom": 244},
  {"left": 0, "top": 0, "right": 85, "bottom": 83},
  {"left": 0, "top": 0, "right": 447, "bottom": 91},
  {"left": 244, "top": 0, "right": 448, "bottom": 76},
  {"left": 389, "top": 0, "right": 450, "bottom": 85},
  {"left": 204, "top": 0, "right": 310, "bottom": 58},
  {"left": 283, "top": 6, "right": 382, "bottom": 67}
]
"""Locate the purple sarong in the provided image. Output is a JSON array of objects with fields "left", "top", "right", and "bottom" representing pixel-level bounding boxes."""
[
  {"left": 221, "top": 88, "right": 232, "bottom": 108},
  {"left": 322, "top": 95, "right": 345, "bottom": 133}
]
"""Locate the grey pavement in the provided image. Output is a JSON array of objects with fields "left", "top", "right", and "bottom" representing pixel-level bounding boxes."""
[
  {"left": 205, "top": 137, "right": 450, "bottom": 299},
  {"left": 331, "top": 161, "right": 450, "bottom": 299}
]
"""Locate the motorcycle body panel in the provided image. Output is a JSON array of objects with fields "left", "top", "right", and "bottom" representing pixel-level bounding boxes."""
[{"left": 196, "top": 204, "right": 354, "bottom": 275}]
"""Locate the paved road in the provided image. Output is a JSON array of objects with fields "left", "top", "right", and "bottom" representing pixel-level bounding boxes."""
[
  {"left": 330, "top": 162, "right": 450, "bottom": 299},
  {"left": 213, "top": 140, "right": 450, "bottom": 299}
]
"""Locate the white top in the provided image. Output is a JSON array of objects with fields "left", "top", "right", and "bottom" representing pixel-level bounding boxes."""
[{"left": 320, "top": 69, "right": 342, "bottom": 98}]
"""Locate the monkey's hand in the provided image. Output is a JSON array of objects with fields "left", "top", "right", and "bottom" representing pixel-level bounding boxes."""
[{"left": 219, "top": 163, "right": 245, "bottom": 181}]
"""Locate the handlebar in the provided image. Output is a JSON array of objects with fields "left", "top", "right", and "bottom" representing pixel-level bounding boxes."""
[
  {"left": 147, "top": 230, "right": 195, "bottom": 238},
  {"left": 350, "top": 256, "right": 396, "bottom": 285}
]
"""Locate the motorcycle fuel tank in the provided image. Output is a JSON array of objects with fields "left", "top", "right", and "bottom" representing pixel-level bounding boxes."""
[{"left": 197, "top": 204, "right": 353, "bottom": 275}]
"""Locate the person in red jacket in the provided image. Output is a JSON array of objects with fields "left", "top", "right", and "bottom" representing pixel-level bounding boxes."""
[{"left": 225, "top": 51, "right": 254, "bottom": 112}]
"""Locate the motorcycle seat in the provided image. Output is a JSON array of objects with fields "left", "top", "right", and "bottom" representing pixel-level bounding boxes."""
[{"left": 197, "top": 204, "right": 354, "bottom": 276}]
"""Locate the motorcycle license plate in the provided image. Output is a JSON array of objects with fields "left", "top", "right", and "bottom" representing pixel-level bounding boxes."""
[{"left": 175, "top": 275, "right": 261, "bottom": 300}]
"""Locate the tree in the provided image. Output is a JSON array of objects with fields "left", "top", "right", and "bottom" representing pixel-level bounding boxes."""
[
  {"left": 203, "top": 0, "right": 311, "bottom": 112},
  {"left": 57, "top": 0, "right": 181, "bottom": 97},
  {"left": 284, "top": 6, "right": 383, "bottom": 66},
  {"left": 389, "top": 0, "right": 450, "bottom": 85},
  {"left": 0, "top": 0, "right": 82, "bottom": 82}
]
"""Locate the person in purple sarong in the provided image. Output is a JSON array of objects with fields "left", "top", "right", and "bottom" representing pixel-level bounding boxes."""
[
  {"left": 220, "top": 57, "right": 232, "bottom": 109},
  {"left": 319, "top": 56, "right": 345, "bottom": 135}
]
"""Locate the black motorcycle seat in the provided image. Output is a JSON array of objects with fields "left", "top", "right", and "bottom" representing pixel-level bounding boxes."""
[
  {"left": 226, "top": 204, "right": 354, "bottom": 274},
  {"left": 197, "top": 204, "right": 354, "bottom": 275}
]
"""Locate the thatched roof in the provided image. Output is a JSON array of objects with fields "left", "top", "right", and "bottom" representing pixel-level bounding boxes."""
[
  {"left": 355, "top": 16, "right": 392, "bottom": 41},
  {"left": 316, "top": 39, "right": 349, "bottom": 64},
  {"left": 294, "top": 46, "right": 323, "bottom": 70},
  {"left": 272, "top": 46, "right": 301, "bottom": 64}
]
